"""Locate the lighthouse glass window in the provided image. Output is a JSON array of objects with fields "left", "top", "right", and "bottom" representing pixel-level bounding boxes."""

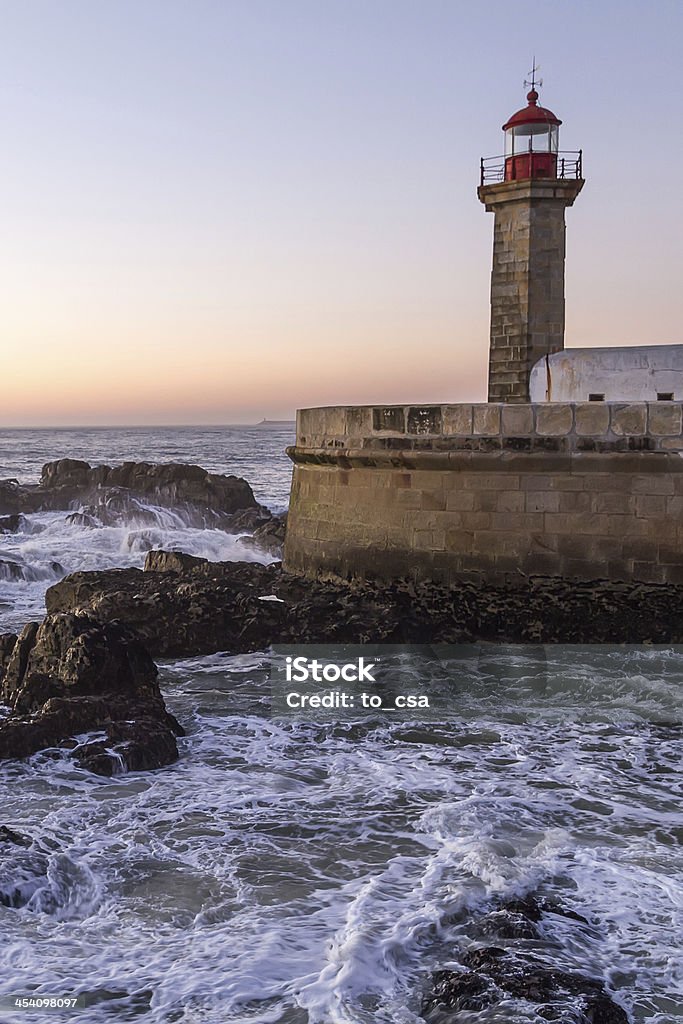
[{"left": 506, "top": 124, "right": 558, "bottom": 155}]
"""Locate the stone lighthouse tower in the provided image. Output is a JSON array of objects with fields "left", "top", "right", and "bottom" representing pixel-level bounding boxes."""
[{"left": 478, "top": 74, "right": 583, "bottom": 402}]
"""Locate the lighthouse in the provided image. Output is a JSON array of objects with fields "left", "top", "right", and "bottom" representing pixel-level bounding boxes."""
[{"left": 478, "top": 70, "right": 583, "bottom": 403}]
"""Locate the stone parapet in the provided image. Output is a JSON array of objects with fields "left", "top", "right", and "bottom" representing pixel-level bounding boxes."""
[
  {"left": 283, "top": 403, "right": 683, "bottom": 586},
  {"left": 294, "top": 403, "right": 683, "bottom": 453}
]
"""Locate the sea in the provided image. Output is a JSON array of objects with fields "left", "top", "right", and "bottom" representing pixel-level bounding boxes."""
[{"left": 0, "top": 426, "right": 681, "bottom": 1024}]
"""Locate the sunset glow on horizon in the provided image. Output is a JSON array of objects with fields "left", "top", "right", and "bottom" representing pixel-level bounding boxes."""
[{"left": 2, "top": 0, "right": 681, "bottom": 426}]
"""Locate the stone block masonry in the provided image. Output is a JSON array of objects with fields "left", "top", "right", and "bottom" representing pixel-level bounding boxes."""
[
  {"left": 478, "top": 179, "right": 583, "bottom": 403},
  {"left": 284, "top": 403, "right": 683, "bottom": 586}
]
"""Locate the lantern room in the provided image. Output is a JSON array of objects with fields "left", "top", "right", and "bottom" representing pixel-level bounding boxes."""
[{"left": 502, "top": 88, "right": 561, "bottom": 181}]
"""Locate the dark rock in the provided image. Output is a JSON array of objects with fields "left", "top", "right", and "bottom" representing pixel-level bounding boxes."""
[
  {"left": 143, "top": 550, "right": 209, "bottom": 574},
  {"left": 40, "top": 459, "right": 92, "bottom": 489},
  {"left": 227, "top": 507, "right": 275, "bottom": 533},
  {"left": 425, "top": 969, "right": 494, "bottom": 1013},
  {"left": 0, "top": 480, "right": 22, "bottom": 516},
  {"left": 1, "top": 461, "right": 263, "bottom": 522},
  {"left": 424, "top": 947, "right": 628, "bottom": 1023},
  {"left": 0, "top": 614, "right": 183, "bottom": 775},
  {"left": 41, "top": 460, "right": 258, "bottom": 514},
  {"left": 0, "top": 634, "right": 17, "bottom": 685},
  {"left": 2, "top": 622, "right": 40, "bottom": 704},
  {"left": 0, "top": 514, "right": 23, "bottom": 533},
  {"left": 44, "top": 555, "right": 683, "bottom": 658},
  {"left": 64, "top": 511, "right": 100, "bottom": 529},
  {"left": 0, "top": 559, "right": 25, "bottom": 581},
  {"left": 0, "top": 826, "right": 31, "bottom": 847},
  {"left": 240, "top": 513, "right": 288, "bottom": 557},
  {"left": 474, "top": 907, "right": 540, "bottom": 940}
]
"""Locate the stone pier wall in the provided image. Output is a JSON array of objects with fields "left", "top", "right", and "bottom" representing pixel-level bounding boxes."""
[{"left": 283, "top": 403, "right": 683, "bottom": 586}]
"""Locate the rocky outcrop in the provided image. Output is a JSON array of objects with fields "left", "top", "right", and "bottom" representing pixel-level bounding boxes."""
[
  {"left": 44, "top": 553, "right": 683, "bottom": 657},
  {"left": 0, "top": 481, "right": 22, "bottom": 516},
  {"left": 0, "top": 614, "right": 184, "bottom": 775},
  {"left": 0, "top": 514, "right": 24, "bottom": 533},
  {"left": 423, "top": 896, "right": 628, "bottom": 1022},
  {"left": 0, "top": 460, "right": 267, "bottom": 531},
  {"left": 239, "top": 513, "right": 287, "bottom": 557}
]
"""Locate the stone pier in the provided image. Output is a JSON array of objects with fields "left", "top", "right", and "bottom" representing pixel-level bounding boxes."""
[{"left": 283, "top": 402, "right": 683, "bottom": 585}]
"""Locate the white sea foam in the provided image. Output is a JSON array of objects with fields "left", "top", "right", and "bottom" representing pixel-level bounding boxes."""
[
  {"left": 0, "top": 432, "right": 681, "bottom": 1022},
  {"left": 0, "top": 507, "right": 276, "bottom": 633}
]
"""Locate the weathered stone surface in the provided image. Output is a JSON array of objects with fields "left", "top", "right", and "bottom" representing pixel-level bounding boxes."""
[
  {"left": 44, "top": 555, "right": 683, "bottom": 655},
  {"left": 575, "top": 401, "right": 610, "bottom": 435},
  {"left": 443, "top": 405, "right": 473, "bottom": 435},
  {"left": 0, "top": 614, "right": 183, "bottom": 775},
  {"left": 536, "top": 404, "right": 574, "bottom": 436},
  {"left": 472, "top": 405, "right": 501, "bottom": 436},
  {"left": 648, "top": 402, "right": 683, "bottom": 436},
  {"left": 478, "top": 178, "right": 583, "bottom": 403},
  {"left": 610, "top": 403, "right": 647, "bottom": 436},
  {"left": 501, "top": 405, "right": 534, "bottom": 434}
]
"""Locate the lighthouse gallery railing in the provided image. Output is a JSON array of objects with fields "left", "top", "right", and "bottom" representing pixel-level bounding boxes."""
[{"left": 480, "top": 150, "right": 583, "bottom": 186}]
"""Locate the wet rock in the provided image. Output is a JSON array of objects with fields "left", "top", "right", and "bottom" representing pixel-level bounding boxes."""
[
  {"left": 0, "top": 480, "right": 22, "bottom": 516},
  {"left": 0, "top": 514, "right": 24, "bottom": 533},
  {"left": 424, "top": 947, "right": 628, "bottom": 1023},
  {"left": 0, "top": 613, "right": 183, "bottom": 775},
  {"left": 42, "top": 459, "right": 258, "bottom": 513},
  {"left": 64, "top": 511, "right": 100, "bottom": 529},
  {"left": 45, "top": 554, "right": 683, "bottom": 657},
  {"left": 0, "top": 634, "right": 17, "bottom": 684},
  {"left": 0, "top": 559, "right": 25, "bottom": 581},
  {"left": 239, "top": 512, "right": 288, "bottom": 557},
  {"left": 143, "top": 550, "right": 209, "bottom": 574},
  {"left": 1, "top": 460, "right": 263, "bottom": 522},
  {"left": 474, "top": 907, "right": 540, "bottom": 940},
  {"left": 0, "top": 838, "right": 50, "bottom": 908},
  {"left": 426, "top": 969, "right": 494, "bottom": 1012},
  {"left": 0, "top": 826, "right": 31, "bottom": 847},
  {"left": 227, "top": 507, "right": 275, "bottom": 533},
  {"left": 46, "top": 556, "right": 405, "bottom": 657}
]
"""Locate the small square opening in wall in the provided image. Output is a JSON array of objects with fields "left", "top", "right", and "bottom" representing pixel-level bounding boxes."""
[
  {"left": 588, "top": 393, "right": 605, "bottom": 402},
  {"left": 657, "top": 392, "right": 674, "bottom": 401}
]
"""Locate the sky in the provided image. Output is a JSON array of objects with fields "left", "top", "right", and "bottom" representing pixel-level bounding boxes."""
[{"left": 1, "top": 0, "right": 681, "bottom": 426}]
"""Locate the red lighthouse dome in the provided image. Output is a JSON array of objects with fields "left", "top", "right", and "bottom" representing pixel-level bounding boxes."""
[{"left": 503, "top": 88, "right": 561, "bottom": 181}]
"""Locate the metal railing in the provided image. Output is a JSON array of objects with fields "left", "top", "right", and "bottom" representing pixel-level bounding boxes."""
[{"left": 480, "top": 150, "right": 583, "bottom": 186}]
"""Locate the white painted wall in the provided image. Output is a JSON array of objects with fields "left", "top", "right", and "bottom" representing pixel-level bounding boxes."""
[{"left": 529, "top": 345, "right": 683, "bottom": 402}]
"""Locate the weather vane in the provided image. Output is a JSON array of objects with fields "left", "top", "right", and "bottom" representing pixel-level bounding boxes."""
[{"left": 524, "top": 58, "right": 543, "bottom": 92}]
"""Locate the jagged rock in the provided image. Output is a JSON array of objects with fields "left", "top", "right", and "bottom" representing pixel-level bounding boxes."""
[
  {"left": 0, "top": 826, "right": 31, "bottom": 847},
  {"left": 0, "top": 613, "right": 183, "bottom": 775},
  {"left": 0, "top": 560, "right": 25, "bottom": 581},
  {"left": 64, "top": 511, "right": 100, "bottom": 529},
  {"left": 0, "top": 514, "right": 23, "bottom": 533},
  {"left": 44, "top": 554, "right": 683, "bottom": 657},
  {"left": 240, "top": 513, "right": 287, "bottom": 557},
  {"left": 0, "top": 460, "right": 262, "bottom": 522},
  {"left": 0, "top": 481, "right": 22, "bottom": 516},
  {"left": 40, "top": 460, "right": 258, "bottom": 513},
  {"left": 424, "top": 896, "right": 628, "bottom": 1024},
  {"left": 424, "top": 947, "right": 627, "bottom": 1022},
  {"left": 227, "top": 507, "right": 275, "bottom": 533},
  {"left": 0, "top": 634, "right": 17, "bottom": 684},
  {"left": 143, "top": 550, "right": 209, "bottom": 574}
]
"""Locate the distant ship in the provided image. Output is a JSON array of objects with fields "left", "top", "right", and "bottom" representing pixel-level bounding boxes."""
[{"left": 254, "top": 418, "right": 296, "bottom": 428}]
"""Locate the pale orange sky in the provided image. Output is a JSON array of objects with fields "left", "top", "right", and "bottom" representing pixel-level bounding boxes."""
[{"left": 2, "top": 0, "right": 681, "bottom": 426}]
